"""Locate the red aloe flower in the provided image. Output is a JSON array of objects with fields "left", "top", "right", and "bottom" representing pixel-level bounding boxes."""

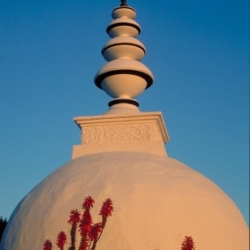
[
  {"left": 43, "top": 239, "right": 53, "bottom": 250},
  {"left": 82, "top": 196, "right": 94, "bottom": 210},
  {"left": 181, "top": 236, "right": 195, "bottom": 250},
  {"left": 99, "top": 198, "right": 113, "bottom": 218},
  {"left": 43, "top": 196, "right": 114, "bottom": 250},
  {"left": 78, "top": 236, "right": 89, "bottom": 250},
  {"left": 68, "top": 209, "right": 81, "bottom": 250},
  {"left": 79, "top": 210, "right": 93, "bottom": 235},
  {"left": 89, "top": 223, "right": 102, "bottom": 241},
  {"left": 56, "top": 231, "right": 67, "bottom": 249},
  {"left": 68, "top": 209, "right": 81, "bottom": 224},
  {"left": 88, "top": 223, "right": 103, "bottom": 250}
]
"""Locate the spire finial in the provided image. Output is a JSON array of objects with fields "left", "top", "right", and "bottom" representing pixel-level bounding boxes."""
[
  {"left": 94, "top": 2, "right": 154, "bottom": 109},
  {"left": 120, "top": 0, "right": 128, "bottom": 6}
]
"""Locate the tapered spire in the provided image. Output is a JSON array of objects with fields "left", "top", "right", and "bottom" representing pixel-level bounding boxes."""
[
  {"left": 120, "top": 0, "right": 128, "bottom": 6},
  {"left": 94, "top": 2, "right": 154, "bottom": 108}
]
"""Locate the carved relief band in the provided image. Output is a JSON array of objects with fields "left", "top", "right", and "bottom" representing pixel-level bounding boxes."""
[{"left": 81, "top": 123, "right": 161, "bottom": 144}]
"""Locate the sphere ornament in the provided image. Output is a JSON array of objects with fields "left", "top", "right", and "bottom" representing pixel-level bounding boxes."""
[
  {"left": 95, "top": 59, "right": 154, "bottom": 99},
  {"left": 102, "top": 37, "right": 146, "bottom": 61},
  {"left": 107, "top": 18, "right": 141, "bottom": 38},
  {"left": 112, "top": 5, "right": 136, "bottom": 19}
]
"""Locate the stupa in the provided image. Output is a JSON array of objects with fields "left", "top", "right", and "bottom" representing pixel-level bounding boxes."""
[{"left": 1, "top": 1, "right": 248, "bottom": 250}]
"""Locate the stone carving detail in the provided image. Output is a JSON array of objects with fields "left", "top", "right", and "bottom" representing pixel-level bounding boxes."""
[{"left": 81, "top": 123, "right": 162, "bottom": 144}]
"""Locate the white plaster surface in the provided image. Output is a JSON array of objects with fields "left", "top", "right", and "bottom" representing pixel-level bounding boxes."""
[
  {"left": 107, "top": 18, "right": 140, "bottom": 38},
  {"left": 95, "top": 59, "right": 154, "bottom": 99},
  {"left": 72, "top": 111, "right": 169, "bottom": 158},
  {"left": 112, "top": 6, "right": 136, "bottom": 20},
  {"left": 102, "top": 37, "right": 146, "bottom": 61},
  {"left": 1, "top": 152, "right": 248, "bottom": 250}
]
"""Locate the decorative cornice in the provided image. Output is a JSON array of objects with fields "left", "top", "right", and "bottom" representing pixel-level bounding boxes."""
[
  {"left": 72, "top": 112, "right": 169, "bottom": 158},
  {"left": 74, "top": 112, "right": 169, "bottom": 143}
]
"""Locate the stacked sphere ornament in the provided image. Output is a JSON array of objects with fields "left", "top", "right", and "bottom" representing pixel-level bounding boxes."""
[{"left": 94, "top": 1, "right": 154, "bottom": 107}]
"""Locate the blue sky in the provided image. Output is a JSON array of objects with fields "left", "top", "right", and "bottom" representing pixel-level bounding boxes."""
[{"left": 0, "top": 0, "right": 249, "bottom": 225}]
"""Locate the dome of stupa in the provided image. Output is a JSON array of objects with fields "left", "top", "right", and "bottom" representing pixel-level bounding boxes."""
[
  {"left": 1, "top": 152, "right": 248, "bottom": 250},
  {"left": 1, "top": 1, "right": 248, "bottom": 250}
]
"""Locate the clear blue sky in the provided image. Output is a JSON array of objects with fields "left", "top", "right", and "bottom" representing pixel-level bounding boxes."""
[{"left": 0, "top": 0, "right": 249, "bottom": 225}]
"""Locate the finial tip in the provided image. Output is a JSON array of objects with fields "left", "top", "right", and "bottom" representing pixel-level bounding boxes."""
[{"left": 120, "top": 0, "right": 128, "bottom": 6}]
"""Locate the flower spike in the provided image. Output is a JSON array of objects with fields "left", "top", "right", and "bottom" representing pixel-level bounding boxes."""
[
  {"left": 89, "top": 223, "right": 102, "bottom": 241},
  {"left": 68, "top": 209, "right": 81, "bottom": 224},
  {"left": 82, "top": 196, "right": 95, "bottom": 210},
  {"left": 56, "top": 231, "right": 67, "bottom": 249},
  {"left": 181, "top": 236, "right": 195, "bottom": 250},
  {"left": 99, "top": 198, "right": 114, "bottom": 218},
  {"left": 43, "top": 240, "right": 53, "bottom": 250}
]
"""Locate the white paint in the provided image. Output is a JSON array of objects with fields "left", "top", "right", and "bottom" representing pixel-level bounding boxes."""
[
  {"left": 107, "top": 18, "right": 140, "bottom": 38},
  {"left": 102, "top": 37, "right": 146, "bottom": 61},
  {"left": 1, "top": 152, "right": 248, "bottom": 250},
  {"left": 112, "top": 6, "right": 136, "bottom": 19},
  {"left": 72, "top": 111, "right": 169, "bottom": 158},
  {"left": 95, "top": 59, "right": 154, "bottom": 99}
]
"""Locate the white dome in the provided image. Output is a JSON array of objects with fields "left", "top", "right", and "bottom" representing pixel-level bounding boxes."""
[{"left": 1, "top": 152, "right": 248, "bottom": 250}]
